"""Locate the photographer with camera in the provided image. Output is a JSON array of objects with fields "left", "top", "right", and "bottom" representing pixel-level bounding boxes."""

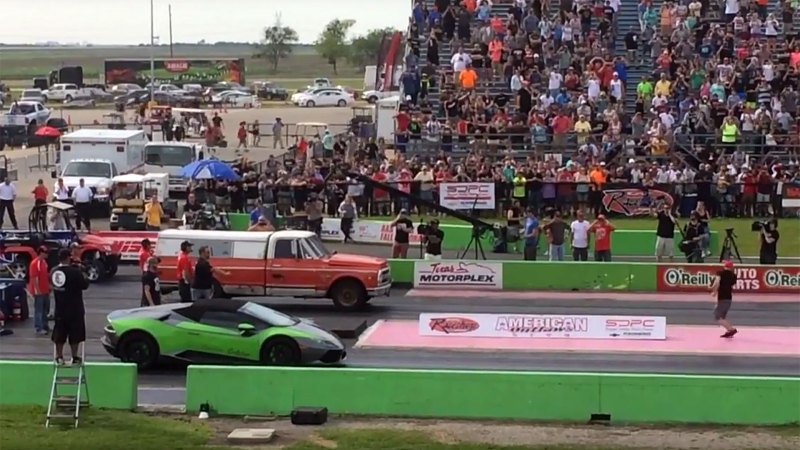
[
  {"left": 421, "top": 219, "right": 444, "bottom": 260},
  {"left": 680, "top": 212, "right": 706, "bottom": 263},
  {"left": 390, "top": 209, "right": 414, "bottom": 258},
  {"left": 758, "top": 219, "right": 780, "bottom": 265}
]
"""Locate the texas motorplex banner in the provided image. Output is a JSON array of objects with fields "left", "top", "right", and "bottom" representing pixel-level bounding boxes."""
[
  {"left": 419, "top": 313, "right": 667, "bottom": 340},
  {"left": 321, "top": 218, "right": 423, "bottom": 245},
  {"left": 413, "top": 261, "right": 503, "bottom": 290},
  {"left": 438, "top": 182, "right": 496, "bottom": 210},
  {"left": 657, "top": 265, "right": 800, "bottom": 294}
]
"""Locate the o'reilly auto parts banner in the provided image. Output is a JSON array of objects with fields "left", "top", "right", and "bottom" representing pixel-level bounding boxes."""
[
  {"left": 414, "top": 261, "right": 502, "bottom": 290},
  {"left": 419, "top": 313, "right": 667, "bottom": 340},
  {"left": 657, "top": 265, "right": 800, "bottom": 294},
  {"left": 438, "top": 182, "right": 495, "bottom": 210}
]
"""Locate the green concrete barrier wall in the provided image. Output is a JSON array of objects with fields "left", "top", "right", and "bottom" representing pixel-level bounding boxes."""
[
  {"left": 502, "top": 262, "right": 657, "bottom": 291},
  {"left": 185, "top": 367, "right": 800, "bottom": 425},
  {"left": 0, "top": 361, "right": 138, "bottom": 410},
  {"left": 388, "top": 259, "right": 414, "bottom": 284}
]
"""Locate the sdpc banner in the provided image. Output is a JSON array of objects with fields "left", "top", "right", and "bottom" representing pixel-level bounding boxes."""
[
  {"left": 413, "top": 261, "right": 503, "bottom": 289},
  {"left": 438, "top": 182, "right": 496, "bottom": 210},
  {"left": 657, "top": 265, "right": 800, "bottom": 294}
]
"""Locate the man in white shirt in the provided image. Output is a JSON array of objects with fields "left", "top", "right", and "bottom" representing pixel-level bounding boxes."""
[
  {"left": 71, "top": 178, "right": 94, "bottom": 231},
  {"left": 0, "top": 178, "right": 18, "bottom": 229},
  {"left": 570, "top": 210, "right": 591, "bottom": 261},
  {"left": 450, "top": 48, "right": 471, "bottom": 75}
]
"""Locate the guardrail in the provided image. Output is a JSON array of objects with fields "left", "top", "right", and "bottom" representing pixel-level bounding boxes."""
[{"left": 185, "top": 366, "right": 800, "bottom": 424}]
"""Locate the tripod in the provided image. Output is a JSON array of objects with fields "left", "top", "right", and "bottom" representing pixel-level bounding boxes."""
[
  {"left": 719, "top": 228, "right": 743, "bottom": 263},
  {"left": 458, "top": 225, "right": 487, "bottom": 260}
]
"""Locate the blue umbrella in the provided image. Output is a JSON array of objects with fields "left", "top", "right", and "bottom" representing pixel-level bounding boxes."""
[{"left": 180, "top": 159, "right": 241, "bottom": 181}]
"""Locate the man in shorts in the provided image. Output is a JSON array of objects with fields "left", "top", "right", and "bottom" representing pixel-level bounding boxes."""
[
  {"left": 50, "top": 249, "right": 90, "bottom": 365},
  {"left": 710, "top": 260, "right": 738, "bottom": 338},
  {"left": 654, "top": 204, "right": 676, "bottom": 261}
]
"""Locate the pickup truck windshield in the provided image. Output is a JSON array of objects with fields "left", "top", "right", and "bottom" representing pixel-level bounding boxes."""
[
  {"left": 9, "top": 104, "right": 34, "bottom": 115},
  {"left": 145, "top": 145, "right": 194, "bottom": 166},
  {"left": 303, "top": 235, "right": 332, "bottom": 259},
  {"left": 239, "top": 302, "right": 299, "bottom": 326},
  {"left": 62, "top": 161, "right": 111, "bottom": 178}
]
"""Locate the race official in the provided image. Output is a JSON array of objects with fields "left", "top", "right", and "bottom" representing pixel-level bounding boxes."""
[
  {"left": 71, "top": 178, "right": 93, "bottom": 231},
  {"left": 176, "top": 240, "right": 194, "bottom": 302},
  {"left": 0, "top": 177, "right": 19, "bottom": 229},
  {"left": 138, "top": 239, "right": 154, "bottom": 272},
  {"left": 29, "top": 246, "right": 51, "bottom": 335},
  {"left": 710, "top": 260, "right": 738, "bottom": 338},
  {"left": 50, "top": 249, "right": 90, "bottom": 365},
  {"left": 141, "top": 257, "right": 162, "bottom": 307},
  {"left": 191, "top": 245, "right": 231, "bottom": 301}
]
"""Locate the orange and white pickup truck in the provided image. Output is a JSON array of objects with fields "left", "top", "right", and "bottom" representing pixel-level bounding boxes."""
[{"left": 155, "top": 229, "right": 392, "bottom": 309}]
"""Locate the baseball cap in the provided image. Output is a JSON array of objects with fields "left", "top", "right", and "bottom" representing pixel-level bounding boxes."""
[
  {"left": 180, "top": 240, "right": 194, "bottom": 251},
  {"left": 723, "top": 260, "right": 735, "bottom": 269},
  {"left": 37, "top": 246, "right": 48, "bottom": 254},
  {"left": 141, "top": 238, "right": 151, "bottom": 246}
]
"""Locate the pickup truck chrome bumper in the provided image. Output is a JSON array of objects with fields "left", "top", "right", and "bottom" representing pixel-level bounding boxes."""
[{"left": 368, "top": 281, "right": 392, "bottom": 297}]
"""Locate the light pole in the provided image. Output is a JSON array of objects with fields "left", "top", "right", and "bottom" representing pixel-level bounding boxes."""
[{"left": 149, "top": 0, "right": 155, "bottom": 104}]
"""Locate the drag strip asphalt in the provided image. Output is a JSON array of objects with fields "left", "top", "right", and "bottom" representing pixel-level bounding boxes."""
[{"left": 2, "top": 266, "right": 798, "bottom": 406}]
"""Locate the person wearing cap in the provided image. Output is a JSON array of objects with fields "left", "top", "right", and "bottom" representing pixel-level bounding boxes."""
[
  {"left": 177, "top": 241, "right": 194, "bottom": 303},
  {"left": 680, "top": 212, "right": 705, "bottom": 263},
  {"left": 50, "top": 248, "right": 90, "bottom": 366},
  {"left": 29, "top": 246, "right": 51, "bottom": 335},
  {"left": 248, "top": 216, "right": 275, "bottom": 232},
  {"left": 422, "top": 219, "right": 444, "bottom": 260},
  {"left": 141, "top": 257, "right": 162, "bottom": 307},
  {"left": 589, "top": 214, "right": 616, "bottom": 262},
  {"left": 390, "top": 209, "right": 413, "bottom": 258},
  {"left": 710, "top": 261, "right": 738, "bottom": 338},
  {"left": 139, "top": 239, "right": 153, "bottom": 273}
]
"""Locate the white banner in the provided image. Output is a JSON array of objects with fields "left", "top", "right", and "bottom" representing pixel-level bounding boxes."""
[
  {"left": 438, "top": 182, "right": 495, "bottom": 210},
  {"left": 413, "top": 261, "right": 502, "bottom": 290},
  {"left": 418, "top": 313, "right": 667, "bottom": 340},
  {"left": 320, "top": 218, "right": 423, "bottom": 245}
]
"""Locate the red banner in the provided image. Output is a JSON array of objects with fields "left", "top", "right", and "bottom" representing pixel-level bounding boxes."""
[
  {"left": 657, "top": 265, "right": 800, "bottom": 294},
  {"left": 95, "top": 231, "right": 158, "bottom": 262}
]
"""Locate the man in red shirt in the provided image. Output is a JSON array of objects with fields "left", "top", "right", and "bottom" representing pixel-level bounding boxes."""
[
  {"left": 590, "top": 215, "right": 616, "bottom": 262},
  {"left": 176, "top": 240, "right": 194, "bottom": 302},
  {"left": 138, "top": 239, "right": 153, "bottom": 273},
  {"left": 29, "top": 246, "right": 51, "bottom": 335}
]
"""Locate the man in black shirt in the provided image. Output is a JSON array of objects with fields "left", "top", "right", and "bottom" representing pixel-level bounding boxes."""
[
  {"left": 50, "top": 249, "right": 90, "bottom": 365},
  {"left": 391, "top": 209, "right": 414, "bottom": 258},
  {"left": 654, "top": 204, "right": 677, "bottom": 262},
  {"left": 423, "top": 219, "right": 444, "bottom": 260},
  {"left": 759, "top": 219, "right": 780, "bottom": 265},
  {"left": 681, "top": 214, "right": 705, "bottom": 263},
  {"left": 191, "top": 245, "right": 231, "bottom": 301},
  {"left": 141, "top": 257, "right": 162, "bottom": 307},
  {"left": 711, "top": 260, "right": 738, "bottom": 338}
]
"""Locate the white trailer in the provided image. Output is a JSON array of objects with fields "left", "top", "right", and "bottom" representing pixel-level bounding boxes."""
[{"left": 143, "top": 141, "right": 205, "bottom": 197}]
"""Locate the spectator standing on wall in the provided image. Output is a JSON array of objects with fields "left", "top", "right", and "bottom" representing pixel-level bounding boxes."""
[
  {"left": 543, "top": 212, "right": 567, "bottom": 262},
  {"left": 654, "top": 203, "right": 677, "bottom": 262},
  {"left": 569, "top": 211, "right": 591, "bottom": 262},
  {"left": 523, "top": 208, "right": 540, "bottom": 261},
  {"left": 590, "top": 215, "right": 616, "bottom": 262},
  {"left": 390, "top": 209, "right": 413, "bottom": 259}
]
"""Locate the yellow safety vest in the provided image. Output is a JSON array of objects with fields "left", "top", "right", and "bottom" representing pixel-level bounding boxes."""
[
  {"left": 513, "top": 177, "right": 526, "bottom": 198},
  {"left": 721, "top": 124, "right": 737, "bottom": 143}
]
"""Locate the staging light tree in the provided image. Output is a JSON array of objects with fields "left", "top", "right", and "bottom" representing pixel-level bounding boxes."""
[
  {"left": 315, "top": 18, "right": 355, "bottom": 75},
  {"left": 255, "top": 13, "right": 299, "bottom": 72}
]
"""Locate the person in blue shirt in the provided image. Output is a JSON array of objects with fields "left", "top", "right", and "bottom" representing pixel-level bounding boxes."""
[
  {"left": 249, "top": 200, "right": 263, "bottom": 225},
  {"left": 412, "top": 2, "right": 426, "bottom": 34},
  {"left": 523, "top": 208, "right": 540, "bottom": 261}
]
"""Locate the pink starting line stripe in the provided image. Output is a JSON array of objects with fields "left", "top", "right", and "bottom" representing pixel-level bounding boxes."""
[
  {"left": 356, "top": 320, "right": 800, "bottom": 358},
  {"left": 405, "top": 289, "right": 800, "bottom": 304}
]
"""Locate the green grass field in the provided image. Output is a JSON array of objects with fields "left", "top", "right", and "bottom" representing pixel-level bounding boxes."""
[
  {"left": 378, "top": 216, "right": 800, "bottom": 258},
  {"left": 0, "top": 44, "right": 364, "bottom": 83},
  {"left": 2, "top": 407, "right": 795, "bottom": 450}
]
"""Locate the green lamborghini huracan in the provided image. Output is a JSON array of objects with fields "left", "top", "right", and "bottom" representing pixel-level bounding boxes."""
[{"left": 101, "top": 299, "right": 346, "bottom": 369}]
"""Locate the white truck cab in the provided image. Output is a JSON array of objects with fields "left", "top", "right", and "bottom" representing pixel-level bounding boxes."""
[
  {"left": 143, "top": 141, "right": 205, "bottom": 198},
  {"left": 0, "top": 101, "right": 50, "bottom": 127},
  {"left": 42, "top": 83, "right": 89, "bottom": 102},
  {"left": 53, "top": 129, "right": 148, "bottom": 216}
]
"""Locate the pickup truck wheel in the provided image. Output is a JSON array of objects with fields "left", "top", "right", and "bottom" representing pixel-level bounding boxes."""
[
  {"left": 65, "top": 95, "right": 73, "bottom": 102},
  {"left": 330, "top": 279, "right": 367, "bottom": 310},
  {"left": 260, "top": 337, "right": 301, "bottom": 366},
  {"left": 83, "top": 257, "right": 105, "bottom": 283}
]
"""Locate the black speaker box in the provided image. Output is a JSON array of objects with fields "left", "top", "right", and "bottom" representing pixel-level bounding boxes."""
[{"left": 290, "top": 406, "right": 328, "bottom": 425}]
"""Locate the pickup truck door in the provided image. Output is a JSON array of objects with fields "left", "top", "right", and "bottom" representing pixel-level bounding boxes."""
[{"left": 266, "top": 238, "right": 316, "bottom": 297}]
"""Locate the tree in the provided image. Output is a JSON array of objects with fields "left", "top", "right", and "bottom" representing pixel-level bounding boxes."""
[
  {"left": 314, "top": 19, "right": 355, "bottom": 74},
  {"left": 348, "top": 28, "right": 399, "bottom": 67},
  {"left": 255, "top": 13, "right": 299, "bottom": 72}
]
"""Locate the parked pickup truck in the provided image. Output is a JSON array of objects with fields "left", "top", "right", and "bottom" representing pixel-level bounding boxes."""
[
  {"left": 42, "top": 83, "right": 91, "bottom": 102},
  {"left": 0, "top": 101, "right": 51, "bottom": 127},
  {"left": 155, "top": 229, "right": 392, "bottom": 309}
]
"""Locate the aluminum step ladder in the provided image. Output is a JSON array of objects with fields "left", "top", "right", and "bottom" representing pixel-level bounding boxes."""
[{"left": 45, "top": 344, "right": 89, "bottom": 428}]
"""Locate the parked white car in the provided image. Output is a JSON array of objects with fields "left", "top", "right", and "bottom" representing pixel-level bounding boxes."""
[
  {"left": 0, "top": 101, "right": 51, "bottom": 127},
  {"left": 110, "top": 83, "right": 142, "bottom": 94},
  {"left": 20, "top": 88, "right": 46, "bottom": 103},
  {"left": 293, "top": 88, "right": 354, "bottom": 107},
  {"left": 42, "top": 83, "right": 91, "bottom": 102},
  {"left": 210, "top": 90, "right": 259, "bottom": 108},
  {"left": 361, "top": 90, "right": 401, "bottom": 104}
]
